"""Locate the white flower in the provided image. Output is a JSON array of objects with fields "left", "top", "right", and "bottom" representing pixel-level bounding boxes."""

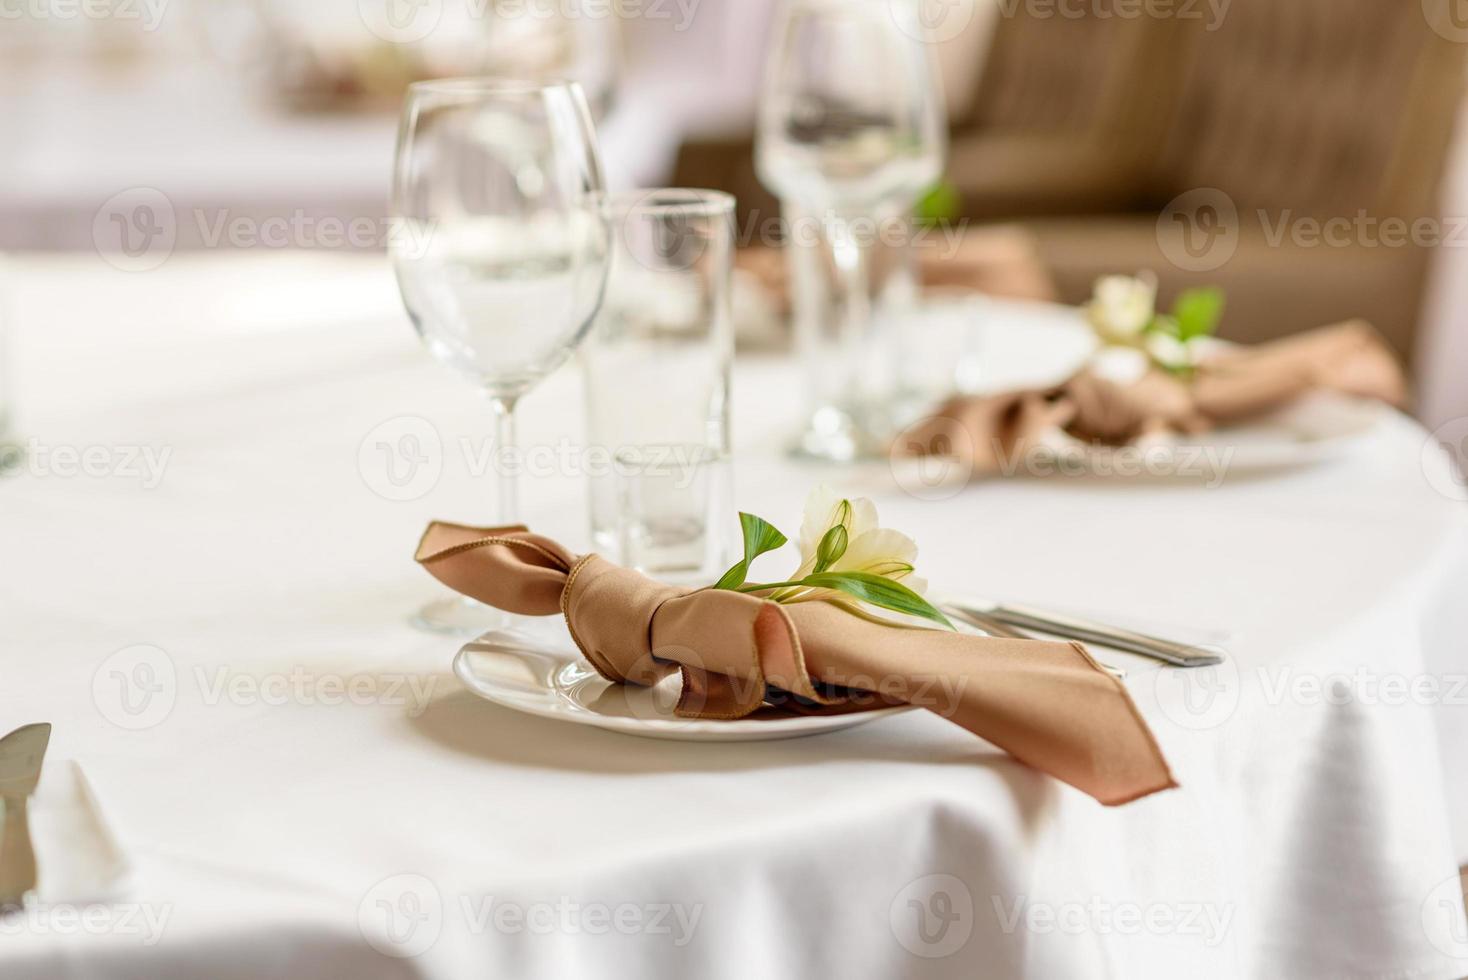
[
  {"left": 1087, "top": 274, "right": 1157, "bottom": 345},
  {"left": 1144, "top": 331, "right": 1208, "bottom": 373},
  {"left": 782, "top": 485, "right": 927, "bottom": 600}
]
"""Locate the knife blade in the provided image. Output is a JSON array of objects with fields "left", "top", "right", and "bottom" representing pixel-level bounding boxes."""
[
  {"left": 0, "top": 723, "right": 52, "bottom": 910},
  {"left": 947, "top": 599, "right": 1225, "bottom": 668}
]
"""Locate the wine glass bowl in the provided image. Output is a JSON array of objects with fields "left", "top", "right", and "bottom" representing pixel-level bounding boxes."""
[
  {"left": 757, "top": 0, "right": 944, "bottom": 216},
  {"left": 392, "top": 79, "right": 609, "bottom": 400}
]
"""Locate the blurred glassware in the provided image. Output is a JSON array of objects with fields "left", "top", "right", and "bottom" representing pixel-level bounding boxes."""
[
  {"left": 193, "top": 1, "right": 621, "bottom": 115},
  {"left": 0, "top": 260, "right": 15, "bottom": 474},
  {"left": 582, "top": 190, "right": 736, "bottom": 585},
  {"left": 756, "top": 0, "right": 945, "bottom": 461},
  {"left": 391, "top": 78, "right": 610, "bottom": 634}
]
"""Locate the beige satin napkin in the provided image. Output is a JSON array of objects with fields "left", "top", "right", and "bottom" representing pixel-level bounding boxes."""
[
  {"left": 416, "top": 522, "right": 1176, "bottom": 806},
  {"left": 903, "top": 321, "right": 1406, "bottom": 470}
]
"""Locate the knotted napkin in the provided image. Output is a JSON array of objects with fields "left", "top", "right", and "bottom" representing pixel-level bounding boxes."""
[
  {"left": 902, "top": 321, "right": 1405, "bottom": 471},
  {"left": 417, "top": 522, "right": 1176, "bottom": 806}
]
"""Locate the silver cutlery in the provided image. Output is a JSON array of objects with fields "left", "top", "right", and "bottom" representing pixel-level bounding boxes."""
[
  {"left": 0, "top": 723, "right": 52, "bottom": 911},
  {"left": 941, "top": 603, "right": 1128, "bottom": 681},
  {"left": 945, "top": 598, "right": 1225, "bottom": 668}
]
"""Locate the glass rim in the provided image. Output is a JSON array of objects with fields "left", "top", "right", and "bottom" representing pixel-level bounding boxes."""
[
  {"left": 607, "top": 189, "right": 736, "bottom": 219},
  {"left": 405, "top": 77, "right": 585, "bottom": 99}
]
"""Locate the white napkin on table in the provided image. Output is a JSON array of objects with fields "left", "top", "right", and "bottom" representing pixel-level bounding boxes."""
[{"left": 9, "top": 761, "right": 133, "bottom": 904}]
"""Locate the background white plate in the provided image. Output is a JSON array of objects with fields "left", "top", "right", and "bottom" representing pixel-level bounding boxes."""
[
  {"left": 452, "top": 621, "right": 910, "bottom": 742},
  {"left": 898, "top": 295, "right": 1388, "bottom": 479}
]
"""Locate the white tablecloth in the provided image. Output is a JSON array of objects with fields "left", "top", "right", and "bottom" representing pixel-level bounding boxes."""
[{"left": 2, "top": 252, "right": 1466, "bottom": 979}]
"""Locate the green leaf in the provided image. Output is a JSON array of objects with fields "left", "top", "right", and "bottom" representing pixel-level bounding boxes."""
[
  {"left": 813, "top": 523, "right": 848, "bottom": 573},
  {"left": 1171, "top": 287, "right": 1225, "bottom": 342},
  {"left": 915, "top": 180, "right": 962, "bottom": 227},
  {"left": 712, "top": 513, "right": 788, "bottom": 590},
  {"left": 799, "top": 571, "right": 955, "bottom": 631}
]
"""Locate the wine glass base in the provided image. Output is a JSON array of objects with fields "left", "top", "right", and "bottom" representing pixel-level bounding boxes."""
[
  {"left": 410, "top": 596, "right": 513, "bottom": 636},
  {"left": 789, "top": 405, "right": 884, "bottom": 463}
]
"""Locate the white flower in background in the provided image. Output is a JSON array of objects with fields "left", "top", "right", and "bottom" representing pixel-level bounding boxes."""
[
  {"left": 1087, "top": 273, "right": 1158, "bottom": 345},
  {"left": 1144, "top": 332, "right": 1209, "bottom": 373},
  {"left": 783, "top": 485, "right": 927, "bottom": 600}
]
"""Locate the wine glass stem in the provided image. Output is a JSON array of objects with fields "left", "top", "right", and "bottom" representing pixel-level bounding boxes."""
[
  {"left": 489, "top": 395, "right": 520, "bottom": 525},
  {"left": 830, "top": 218, "right": 871, "bottom": 400}
]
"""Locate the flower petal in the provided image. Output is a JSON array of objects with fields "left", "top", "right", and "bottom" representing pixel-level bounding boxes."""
[{"left": 833, "top": 528, "right": 919, "bottom": 577}]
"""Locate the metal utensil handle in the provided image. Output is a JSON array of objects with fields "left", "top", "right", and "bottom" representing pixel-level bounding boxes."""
[
  {"left": 0, "top": 795, "right": 36, "bottom": 909},
  {"left": 941, "top": 604, "right": 1128, "bottom": 680},
  {"left": 991, "top": 605, "right": 1224, "bottom": 667}
]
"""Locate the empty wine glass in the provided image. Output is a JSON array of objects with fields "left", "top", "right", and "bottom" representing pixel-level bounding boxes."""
[
  {"left": 756, "top": 0, "right": 945, "bottom": 460},
  {"left": 391, "top": 78, "right": 610, "bottom": 634}
]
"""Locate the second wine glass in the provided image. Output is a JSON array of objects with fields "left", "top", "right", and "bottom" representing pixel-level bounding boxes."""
[
  {"left": 391, "top": 78, "right": 611, "bottom": 634},
  {"left": 756, "top": 0, "right": 946, "bottom": 461}
]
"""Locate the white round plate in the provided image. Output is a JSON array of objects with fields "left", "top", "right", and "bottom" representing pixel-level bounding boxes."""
[
  {"left": 899, "top": 295, "right": 1387, "bottom": 480},
  {"left": 1036, "top": 390, "right": 1388, "bottom": 478},
  {"left": 452, "top": 621, "right": 910, "bottom": 742}
]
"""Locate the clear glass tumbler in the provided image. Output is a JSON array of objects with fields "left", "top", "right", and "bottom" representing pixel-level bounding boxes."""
[{"left": 582, "top": 190, "right": 736, "bottom": 584}]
